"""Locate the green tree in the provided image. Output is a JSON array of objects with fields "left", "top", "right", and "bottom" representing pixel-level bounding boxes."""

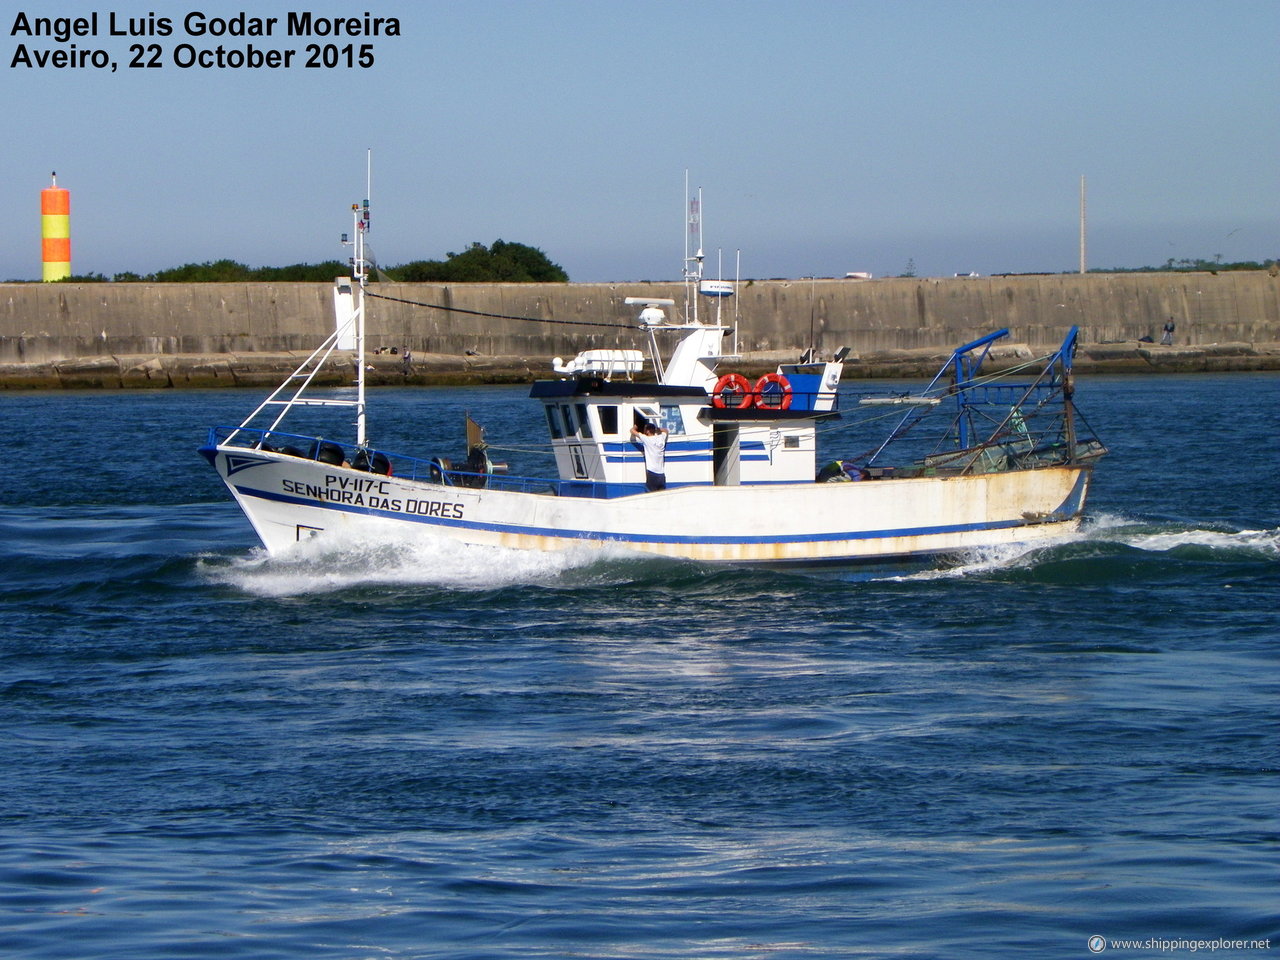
[
  {"left": 251, "top": 261, "right": 349, "bottom": 282},
  {"left": 490, "top": 239, "right": 570, "bottom": 281},
  {"left": 150, "top": 259, "right": 253, "bottom": 282},
  {"left": 388, "top": 240, "right": 568, "bottom": 282}
]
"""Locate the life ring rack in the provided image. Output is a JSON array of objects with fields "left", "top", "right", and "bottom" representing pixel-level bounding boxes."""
[
  {"left": 711, "top": 373, "right": 754, "bottom": 409},
  {"left": 754, "top": 372, "right": 793, "bottom": 410}
]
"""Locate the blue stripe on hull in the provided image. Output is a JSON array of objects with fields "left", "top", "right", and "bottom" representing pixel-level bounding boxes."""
[{"left": 232, "top": 482, "right": 1057, "bottom": 547}]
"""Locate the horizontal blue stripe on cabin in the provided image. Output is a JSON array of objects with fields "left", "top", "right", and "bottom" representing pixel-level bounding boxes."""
[
  {"left": 598, "top": 440, "right": 767, "bottom": 453},
  {"left": 603, "top": 453, "right": 771, "bottom": 464},
  {"left": 598, "top": 441, "right": 723, "bottom": 452}
]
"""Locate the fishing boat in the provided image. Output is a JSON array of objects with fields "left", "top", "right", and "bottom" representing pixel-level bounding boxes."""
[{"left": 201, "top": 199, "right": 1106, "bottom": 565}]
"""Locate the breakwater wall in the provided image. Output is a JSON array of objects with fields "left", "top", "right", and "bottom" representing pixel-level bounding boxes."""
[{"left": 2, "top": 271, "right": 1278, "bottom": 388}]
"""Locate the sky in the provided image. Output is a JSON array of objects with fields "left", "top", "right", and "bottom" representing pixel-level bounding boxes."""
[{"left": 4, "top": 0, "right": 1277, "bottom": 283}]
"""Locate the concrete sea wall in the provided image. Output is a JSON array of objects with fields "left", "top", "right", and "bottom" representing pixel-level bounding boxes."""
[{"left": 1, "top": 271, "right": 1278, "bottom": 388}]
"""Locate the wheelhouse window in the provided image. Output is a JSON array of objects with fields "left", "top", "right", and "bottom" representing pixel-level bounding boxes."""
[
  {"left": 545, "top": 405, "right": 565, "bottom": 439},
  {"left": 597, "top": 405, "right": 619, "bottom": 436},
  {"left": 575, "top": 404, "right": 592, "bottom": 438}
]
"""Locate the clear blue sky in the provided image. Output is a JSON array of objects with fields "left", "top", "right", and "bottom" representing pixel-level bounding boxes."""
[{"left": 5, "top": 0, "right": 1277, "bottom": 282}]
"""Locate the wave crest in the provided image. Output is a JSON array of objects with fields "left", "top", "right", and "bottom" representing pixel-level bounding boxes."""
[
  {"left": 197, "top": 529, "right": 649, "bottom": 597},
  {"left": 893, "top": 516, "right": 1279, "bottom": 582}
]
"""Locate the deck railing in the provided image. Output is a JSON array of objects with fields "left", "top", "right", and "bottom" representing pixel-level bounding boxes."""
[{"left": 208, "top": 425, "right": 562, "bottom": 495}]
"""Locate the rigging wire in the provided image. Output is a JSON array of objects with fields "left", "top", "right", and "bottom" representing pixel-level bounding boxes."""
[
  {"left": 812, "top": 347, "right": 1072, "bottom": 464},
  {"left": 367, "top": 287, "right": 1086, "bottom": 464},
  {"left": 365, "top": 289, "right": 636, "bottom": 330},
  {"left": 919, "top": 350, "right": 1057, "bottom": 395}
]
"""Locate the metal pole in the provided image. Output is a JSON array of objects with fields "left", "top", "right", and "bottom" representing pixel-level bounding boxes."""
[
  {"left": 1079, "top": 175, "right": 1087, "bottom": 275},
  {"left": 355, "top": 205, "right": 367, "bottom": 447}
]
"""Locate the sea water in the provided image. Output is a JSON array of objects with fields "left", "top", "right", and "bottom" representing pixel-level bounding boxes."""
[{"left": 1, "top": 374, "right": 1277, "bottom": 959}]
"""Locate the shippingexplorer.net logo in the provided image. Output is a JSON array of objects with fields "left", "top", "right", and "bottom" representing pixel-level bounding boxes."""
[{"left": 1088, "top": 935, "right": 1272, "bottom": 953}]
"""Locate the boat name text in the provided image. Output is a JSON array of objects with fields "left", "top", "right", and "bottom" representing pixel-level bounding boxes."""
[
  {"left": 9, "top": 11, "right": 400, "bottom": 71},
  {"left": 280, "top": 475, "right": 465, "bottom": 520}
]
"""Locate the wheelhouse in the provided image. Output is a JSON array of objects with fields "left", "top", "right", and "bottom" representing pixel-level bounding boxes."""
[{"left": 529, "top": 298, "right": 843, "bottom": 498}]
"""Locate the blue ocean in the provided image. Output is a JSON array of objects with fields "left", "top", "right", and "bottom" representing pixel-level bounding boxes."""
[{"left": 1, "top": 373, "right": 1277, "bottom": 959}]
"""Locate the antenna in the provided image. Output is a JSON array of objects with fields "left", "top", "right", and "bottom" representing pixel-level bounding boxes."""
[
  {"left": 734, "top": 249, "right": 741, "bottom": 355},
  {"left": 1079, "top": 175, "right": 1087, "bottom": 275},
  {"left": 362, "top": 148, "right": 372, "bottom": 234},
  {"left": 683, "top": 169, "right": 690, "bottom": 289},
  {"left": 809, "top": 275, "right": 816, "bottom": 354}
]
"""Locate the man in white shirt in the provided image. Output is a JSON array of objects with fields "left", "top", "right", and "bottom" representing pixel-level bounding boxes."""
[{"left": 630, "top": 421, "right": 669, "bottom": 491}]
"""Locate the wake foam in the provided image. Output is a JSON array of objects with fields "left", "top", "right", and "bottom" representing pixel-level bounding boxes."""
[
  {"left": 197, "top": 528, "right": 650, "bottom": 597},
  {"left": 197, "top": 516, "right": 1279, "bottom": 595},
  {"left": 1120, "top": 526, "right": 1280, "bottom": 557},
  {"left": 890, "top": 516, "right": 1279, "bottom": 582}
]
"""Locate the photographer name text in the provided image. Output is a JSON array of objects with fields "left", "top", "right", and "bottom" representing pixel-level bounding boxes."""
[{"left": 9, "top": 10, "right": 400, "bottom": 70}]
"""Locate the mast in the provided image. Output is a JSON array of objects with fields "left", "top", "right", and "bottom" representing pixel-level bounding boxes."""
[
  {"left": 1061, "top": 327, "right": 1078, "bottom": 460},
  {"left": 354, "top": 150, "right": 372, "bottom": 446},
  {"left": 226, "top": 162, "right": 374, "bottom": 448},
  {"left": 683, "top": 174, "right": 703, "bottom": 323},
  {"left": 351, "top": 198, "right": 370, "bottom": 446}
]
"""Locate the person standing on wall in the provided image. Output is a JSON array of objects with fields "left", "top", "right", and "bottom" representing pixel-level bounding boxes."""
[
  {"left": 1161, "top": 318, "right": 1176, "bottom": 345},
  {"left": 630, "top": 421, "right": 669, "bottom": 491}
]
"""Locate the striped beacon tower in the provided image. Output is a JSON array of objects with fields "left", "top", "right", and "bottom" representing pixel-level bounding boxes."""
[{"left": 41, "top": 172, "right": 71, "bottom": 282}]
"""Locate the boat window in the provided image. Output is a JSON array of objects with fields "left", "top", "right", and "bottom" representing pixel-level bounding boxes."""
[
  {"left": 576, "top": 404, "right": 592, "bottom": 438},
  {"left": 659, "top": 405, "right": 683, "bottom": 435},
  {"left": 545, "top": 405, "right": 564, "bottom": 439},
  {"left": 632, "top": 405, "right": 659, "bottom": 431},
  {"left": 570, "top": 445, "right": 588, "bottom": 478},
  {"left": 562, "top": 404, "right": 577, "bottom": 434},
  {"left": 597, "top": 405, "right": 619, "bottom": 436},
  {"left": 784, "top": 434, "right": 801, "bottom": 449}
]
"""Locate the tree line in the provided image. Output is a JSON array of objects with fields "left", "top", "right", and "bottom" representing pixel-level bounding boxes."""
[
  {"left": 42, "top": 239, "right": 569, "bottom": 284},
  {"left": 1092, "top": 257, "right": 1277, "bottom": 275},
  {"left": 22, "top": 248, "right": 1278, "bottom": 284}
]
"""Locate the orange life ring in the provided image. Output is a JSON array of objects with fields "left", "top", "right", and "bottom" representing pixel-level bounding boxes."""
[
  {"left": 754, "top": 373, "right": 793, "bottom": 410},
  {"left": 712, "top": 373, "right": 754, "bottom": 409}
]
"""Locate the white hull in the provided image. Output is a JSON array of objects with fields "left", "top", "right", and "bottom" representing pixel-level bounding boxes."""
[{"left": 210, "top": 446, "right": 1093, "bottom": 564}]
